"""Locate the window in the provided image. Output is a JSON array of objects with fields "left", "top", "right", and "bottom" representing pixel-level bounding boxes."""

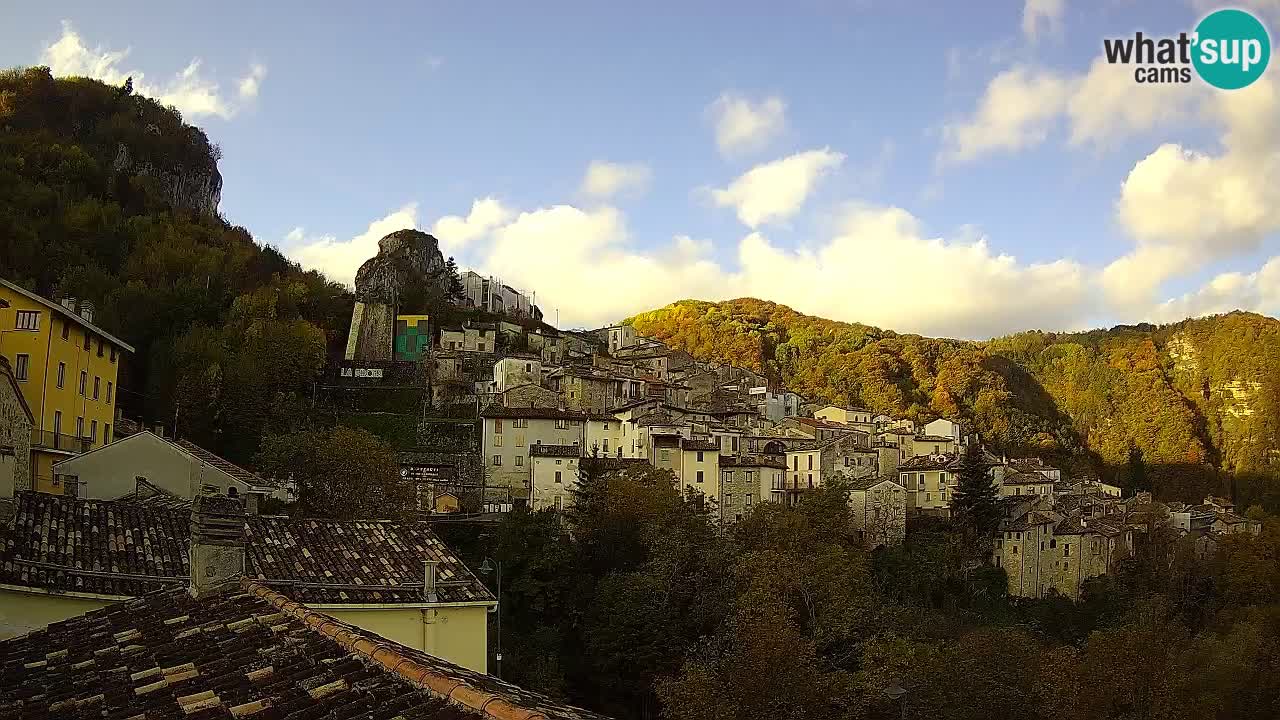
[
  {"left": 1012, "top": 546, "right": 1019, "bottom": 555},
  {"left": 83, "top": 334, "right": 91, "bottom": 351},
  {"left": 93, "top": 376, "right": 100, "bottom": 400},
  {"left": 106, "top": 382, "right": 112, "bottom": 404},
  {"left": 603, "top": 422, "right": 609, "bottom": 430},
  {"left": 603, "top": 439, "right": 609, "bottom": 452},
  {"left": 104, "top": 424, "right": 110, "bottom": 442},
  {"left": 732, "top": 436, "right": 739, "bottom": 452},
  {"left": 494, "top": 418, "right": 503, "bottom": 433},
  {"left": 1063, "top": 544, "right": 1072, "bottom": 558},
  {"left": 514, "top": 455, "right": 522, "bottom": 467},
  {"left": 808, "top": 473, "right": 814, "bottom": 488},
  {"left": 97, "top": 339, "right": 103, "bottom": 358},
  {"left": 79, "top": 371, "right": 87, "bottom": 395},
  {"left": 109, "top": 348, "right": 116, "bottom": 363},
  {"left": 61, "top": 321, "right": 69, "bottom": 340},
  {"left": 1050, "top": 539, "right": 1057, "bottom": 549},
  {"left": 512, "top": 419, "right": 528, "bottom": 428},
  {"left": 807, "top": 455, "right": 813, "bottom": 470},
  {"left": 792, "top": 456, "right": 798, "bottom": 470},
  {"left": 494, "top": 435, "right": 503, "bottom": 447},
  {"left": 554, "top": 496, "right": 563, "bottom": 510},
  {"left": 15, "top": 311, "right": 39, "bottom": 330},
  {"left": 745, "top": 493, "right": 753, "bottom": 508},
  {"left": 554, "top": 471, "right": 563, "bottom": 484},
  {"left": 696, "top": 470, "right": 704, "bottom": 483},
  {"left": 939, "top": 472, "right": 947, "bottom": 484},
  {"left": 13, "top": 354, "right": 28, "bottom": 381},
  {"left": 492, "top": 455, "right": 502, "bottom": 466},
  {"left": 477, "top": 342, "right": 486, "bottom": 352},
  {"left": 660, "top": 449, "right": 670, "bottom": 461},
  {"left": 525, "top": 363, "right": 532, "bottom": 371},
  {"left": 90, "top": 420, "right": 97, "bottom": 443},
  {"left": 696, "top": 451, "right": 704, "bottom": 462},
  {"left": 53, "top": 411, "right": 62, "bottom": 435},
  {"left": 56, "top": 362, "right": 65, "bottom": 388},
  {"left": 1093, "top": 539, "right": 1102, "bottom": 556},
  {"left": 555, "top": 419, "right": 568, "bottom": 429},
  {"left": 76, "top": 416, "right": 84, "bottom": 438}
]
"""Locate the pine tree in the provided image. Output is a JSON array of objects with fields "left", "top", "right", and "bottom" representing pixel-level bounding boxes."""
[{"left": 950, "top": 442, "right": 999, "bottom": 540}]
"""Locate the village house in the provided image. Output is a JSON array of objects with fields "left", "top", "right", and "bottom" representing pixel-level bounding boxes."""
[
  {"left": 497, "top": 382, "right": 561, "bottom": 409},
  {"left": 992, "top": 496, "right": 1132, "bottom": 600},
  {"left": 49, "top": 431, "right": 284, "bottom": 505},
  {"left": 529, "top": 444, "right": 581, "bottom": 511},
  {"left": 719, "top": 454, "right": 787, "bottom": 522},
  {"left": 898, "top": 453, "right": 959, "bottom": 516},
  {"left": 493, "top": 354, "right": 542, "bottom": 392},
  {"left": 0, "top": 493, "right": 496, "bottom": 671},
  {"left": 913, "top": 434, "right": 958, "bottom": 456},
  {"left": 602, "top": 324, "right": 639, "bottom": 353},
  {"left": 781, "top": 432, "right": 878, "bottom": 502},
  {"left": 814, "top": 405, "right": 875, "bottom": 433},
  {"left": 922, "top": 417, "right": 963, "bottom": 442},
  {"left": 439, "top": 321, "right": 497, "bottom": 353},
  {"left": 996, "top": 470, "right": 1056, "bottom": 497},
  {"left": 481, "top": 405, "right": 586, "bottom": 498},
  {"left": 527, "top": 326, "right": 566, "bottom": 364},
  {"left": 549, "top": 367, "right": 647, "bottom": 413},
  {"left": 847, "top": 476, "right": 908, "bottom": 548},
  {"left": 782, "top": 416, "right": 862, "bottom": 443}
]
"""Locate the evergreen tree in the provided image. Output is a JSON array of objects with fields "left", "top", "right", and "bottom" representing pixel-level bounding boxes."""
[
  {"left": 950, "top": 442, "right": 1000, "bottom": 546},
  {"left": 445, "top": 256, "right": 466, "bottom": 304}
]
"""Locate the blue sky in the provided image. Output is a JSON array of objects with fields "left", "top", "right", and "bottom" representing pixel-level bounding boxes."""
[{"left": 4, "top": 1, "right": 1280, "bottom": 337}]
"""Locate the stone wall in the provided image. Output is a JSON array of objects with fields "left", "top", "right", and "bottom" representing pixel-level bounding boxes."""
[{"left": 0, "top": 360, "right": 33, "bottom": 494}]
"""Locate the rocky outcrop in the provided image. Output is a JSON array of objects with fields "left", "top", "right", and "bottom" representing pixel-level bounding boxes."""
[
  {"left": 345, "top": 230, "right": 449, "bottom": 362},
  {"left": 112, "top": 144, "right": 222, "bottom": 216},
  {"left": 353, "top": 229, "right": 448, "bottom": 303}
]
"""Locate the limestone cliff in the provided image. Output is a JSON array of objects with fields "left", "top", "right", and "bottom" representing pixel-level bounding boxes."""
[{"left": 112, "top": 144, "right": 222, "bottom": 216}]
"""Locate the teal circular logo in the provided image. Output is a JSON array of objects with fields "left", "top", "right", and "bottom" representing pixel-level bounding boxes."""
[{"left": 1193, "top": 9, "right": 1271, "bottom": 90}]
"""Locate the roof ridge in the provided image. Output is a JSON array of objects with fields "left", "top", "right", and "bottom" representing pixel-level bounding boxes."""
[{"left": 242, "top": 578, "right": 546, "bottom": 720}]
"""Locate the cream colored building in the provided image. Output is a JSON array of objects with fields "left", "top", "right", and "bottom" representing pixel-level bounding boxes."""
[
  {"left": 897, "top": 453, "right": 958, "bottom": 516},
  {"left": 50, "top": 431, "right": 280, "bottom": 502},
  {"left": 493, "top": 354, "right": 543, "bottom": 392},
  {"left": 439, "top": 322, "right": 497, "bottom": 353},
  {"left": 529, "top": 444, "right": 580, "bottom": 511},
  {"left": 481, "top": 405, "right": 586, "bottom": 498},
  {"left": 814, "top": 405, "right": 875, "bottom": 433}
]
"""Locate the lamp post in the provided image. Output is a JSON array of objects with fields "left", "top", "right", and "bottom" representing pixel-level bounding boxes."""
[
  {"left": 479, "top": 557, "right": 502, "bottom": 678},
  {"left": 883, "top": 683, "right": 907, "bottom": 720}
]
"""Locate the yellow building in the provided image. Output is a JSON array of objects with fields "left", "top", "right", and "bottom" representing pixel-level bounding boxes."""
[{"left": 0, "top": 279, "right": 133, "bottom": 493}]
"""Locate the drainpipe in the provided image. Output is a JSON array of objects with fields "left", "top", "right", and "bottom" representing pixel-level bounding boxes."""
[{"left": 422, "top": 560, "right": 439, "bottom": 653}]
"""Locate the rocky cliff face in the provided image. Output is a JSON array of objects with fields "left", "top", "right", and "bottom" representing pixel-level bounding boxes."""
[
  {"left": 112, "top": 144, "right": 222, "bottom": 216},
  {"left": 354, "top": 229, "right": 448, "bottom": 304}
]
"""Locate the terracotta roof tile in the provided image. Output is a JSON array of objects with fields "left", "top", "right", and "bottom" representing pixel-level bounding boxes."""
[{"left": 0, "top": 579, "right": 611, "bottom": 720}]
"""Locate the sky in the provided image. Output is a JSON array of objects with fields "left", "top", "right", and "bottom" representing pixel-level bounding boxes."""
[{"left": 4, "top": 0, "right": 1280, "bottom": 337}]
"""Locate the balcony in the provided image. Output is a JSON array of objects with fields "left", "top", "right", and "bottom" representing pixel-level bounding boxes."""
[{"left": 31, "top": 429, "right": 91, "bottom": 454}]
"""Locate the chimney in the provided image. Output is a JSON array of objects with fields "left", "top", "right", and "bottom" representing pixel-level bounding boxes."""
[
  {"left": 423, "top": 560, "right": 439, "bottom": 603},
  {"left": 78, "top": 300, "right": 95, "bottom": 324},
  {"left": 154, "top": 423, "right": 165, "bottom": 438},
  {"left": 60, "top": 296, "right": 77, "bottom": 312},
  {"left": 189, "top": 495, "right": 246, "bottom": 599}
]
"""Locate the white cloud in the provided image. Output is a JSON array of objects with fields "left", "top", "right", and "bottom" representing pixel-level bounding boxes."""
[
  {"left": 708, "top": 93, "right": 787, "bottom": 157},
  {"left": 1022, "top": 0, "right": 1065, "bottom": 42},
  {"left": 579, "top": 161, "right": 652, "bottom": 199},
  {"left": 286, "top": 204, "right": 421, "bottom": 287},
  {"left": 1150, "top": 256, "right": 1280, "bottom": 322},
  {"left": 940, "top": 67, "right": 1071, "bottom": 164},
  {"left": 430, "top": 197, "right": 1091, "bottom": 337},
  {"left": 711, "top": 149, "right": 845, "bottom": 228},
  {"left": 238, "top": 63, "right": 266, "bottom": 100},
  {"left": 430, "top": 197, "right": 512, "bottom": 252},
  {"left": 39, "top": 21, "right": 261, "bottom": 119},
  {"left": 1067, "top": 57, "right": 1202, "bottom": 147}
]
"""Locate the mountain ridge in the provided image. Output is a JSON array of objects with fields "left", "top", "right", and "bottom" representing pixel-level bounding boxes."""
[{"left": 627, "top": 298, "right": 1280, "bottom": 506}]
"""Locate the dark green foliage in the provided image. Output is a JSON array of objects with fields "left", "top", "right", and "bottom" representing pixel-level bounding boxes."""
[
  {"left": 951, "top": 443, "right": 1000, "bottom": 549},
  {"left": 254, "top": 426, "right": 412, "bottom": 520}
]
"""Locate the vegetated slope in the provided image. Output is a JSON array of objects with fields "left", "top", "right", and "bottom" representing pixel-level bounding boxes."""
[
  {"left": 0, "top": 66, "right": 351, "bottom": 462},
  {"left": 628, "top": 299, "right": 1280, "bottom": 503}
]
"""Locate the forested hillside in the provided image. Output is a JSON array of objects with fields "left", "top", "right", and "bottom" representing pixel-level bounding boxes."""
[
  {"left": 628, "top": 299, "right": 1280, "bottom": 507},
  {"left": 0, "top": 67, "right": 351, "bottom": 462}
]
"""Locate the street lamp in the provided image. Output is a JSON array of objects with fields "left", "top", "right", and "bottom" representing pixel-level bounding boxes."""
[
  {"left": 479, "top": 557, "right": 502, "bottom": 678},
  {"left": 883, "top": 683, "right": 907, "bottom": 720}
]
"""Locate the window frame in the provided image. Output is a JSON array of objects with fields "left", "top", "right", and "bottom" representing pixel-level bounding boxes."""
[
  {"left": 13, "top": 354, "right": 29, "bottom": 381},
  {"left": 14, "top": 310, "right": 40, "bottom": 331}
]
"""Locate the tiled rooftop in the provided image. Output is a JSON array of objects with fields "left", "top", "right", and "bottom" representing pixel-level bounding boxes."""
[
  {"left": 0, "top": 578, "right": 611, "bottom": 720},
  {"left": 173, "top": 439, "right": 277, "bottom": 490},
  {"left": 1, "top": 493, "right": 493, "bottom": 606},
  {"left": 528, "top": 445, "right": 582, "bottom": 458}
]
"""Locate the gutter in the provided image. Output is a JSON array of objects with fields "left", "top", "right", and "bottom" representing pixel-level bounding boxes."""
[{"left": 0, "top": 582, "right": 131, "bottom": 602}]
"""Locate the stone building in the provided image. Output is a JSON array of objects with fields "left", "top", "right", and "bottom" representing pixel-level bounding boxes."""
[
  {"left": 0, "top": 356, "right": 33, "bottom": 496},
  {"left": 719, "top": 454, "right": 786, "bottom": 522},
  {"left": 848, "top": 476, "right": 907, "bottom": 548}
]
